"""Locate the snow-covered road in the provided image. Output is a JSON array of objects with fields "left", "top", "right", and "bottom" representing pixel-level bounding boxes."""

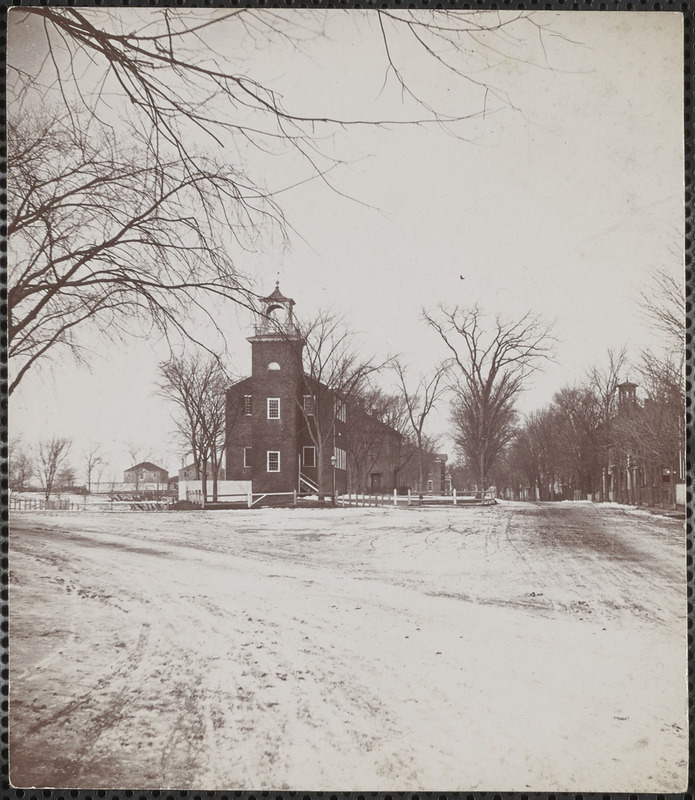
[{"left": 9, "top": 501, "right": 688, "bottom": 791}]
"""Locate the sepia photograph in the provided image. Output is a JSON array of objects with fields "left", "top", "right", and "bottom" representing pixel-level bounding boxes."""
[{"left": 6, "top": 6, "right": 688, "bottom": 792}]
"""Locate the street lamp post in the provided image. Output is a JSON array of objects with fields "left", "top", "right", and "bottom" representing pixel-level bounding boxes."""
[{"left": 330, "top": 454, "right": 336, "bottom": 506}]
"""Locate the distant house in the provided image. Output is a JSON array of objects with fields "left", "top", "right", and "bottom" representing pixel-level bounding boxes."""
[
  {"left": 123, "top": 462, "right": 168, "bottom": 486},
  {"left": 178, "top": 463, "right": 225, "bottom": 482},
  {"left": 178, "top": 463, "right": 199, "bottom": 482}
]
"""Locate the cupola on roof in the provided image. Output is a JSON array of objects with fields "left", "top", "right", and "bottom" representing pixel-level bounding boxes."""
[
  {"left": 252, "top": 282, "right": 301, "bottom": 340},
  {"left": 262, "top": 281, "right": 295, "bottom": 311}
]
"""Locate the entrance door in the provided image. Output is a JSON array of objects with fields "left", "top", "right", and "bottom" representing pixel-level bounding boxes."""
[{"left": 370, "top": 473, "right": 381, "bottom": 492}]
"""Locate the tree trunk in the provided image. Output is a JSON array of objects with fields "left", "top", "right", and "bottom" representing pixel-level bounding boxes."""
[
  {"left": 211, "top": 452, "right": 219, "bottom": 502},
  {"left": 417, "top": 433, "right": 424, "bottom": 497},
  {"left": 201, "top": 461, "right": 208, "bottom": 504},
  {"left": 478, "top": 447, "right": 486, "bottom": 498},
  {"left": 316, "top": 443, "right": 325, "bottom": 501}
]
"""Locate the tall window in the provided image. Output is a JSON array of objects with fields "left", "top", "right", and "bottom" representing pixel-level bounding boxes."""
[
  {"left": 267, "top": 451, "right": 280, "bottom": 472},
  {"left": 303, "top": 395, "right": 315, "bottom": 416},
  {"left": 243, "top": 447, "right": 253, "bottom": 468},
  {"left": 334, "top": 447, "right": 347, "bottom": 471},
  {"left": 267, "top": 398, "right": 280, "bottom": 419},
  {"left": 243, "top": 395, "right": 252, "bottom": 416},
  {"left": 335, "top": 399, "right": 347, "bottom": 423},
  {"left": 303, "top": 446, "right": 316, "bottom": 468}
]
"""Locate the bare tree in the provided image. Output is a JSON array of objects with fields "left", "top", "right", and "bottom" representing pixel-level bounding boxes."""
[
  {"left": 33, "top": 438, "right": 71, "bottom": 502},
  {"left": 7, "top": 107, "right": 263, "bottom": 395},
  {"left": 625, "top": 352, "right": 684, "bottom": 507},
  {"left": 83, "top": 444, "right": 105, "bottom": 494},
  {"left": 638, "top": 268, "right": 685, "bottom": 352},
  {"left": 507, "top": 408, "right": 560, "bottom": 501},
  {"left": 7, "top": 9, "right": 564, "bottom": 390},
  {"left": 587, "top": 347, "right": 629, "bottom": 426},
  {"left": 55, "top": 465, "right": 78, "bottom": 492},
  {"left": 9, "top": 438, "right": 34, "bottom": 492},
  {"left": 8, "top": 10, "right": 554, "bottom": 168},
  {"left": 425, "top": 305, "right": 553, "bottom": 491},
  {"left": 393, "top": 360, "right": 449, "bottom": 496},
  {"left": 297, "top": 311, "right": 388, "bottom": 499},
  {"left": 551, "top": 385, "right": 603, "bottom": 498},
  {"left": 159, "top": 354, "right": 232, "bottom": 502},
  {"left": 633, "top": 268, "right": 685, "bottom": 506}
]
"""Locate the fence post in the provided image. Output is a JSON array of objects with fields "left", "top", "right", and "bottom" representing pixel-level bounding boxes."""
[
  {"left": 293, "top": 489, "right": 297, "bottom": 505},
  {"left": 407, "top": 489, "right": 411, "bottom": 506},
  {"left": 453, "top": 488, "right": 457, "bottom": 506},
  {"left": 247, "top": 488, "right": 253, "bottom": 508},
  {"left": 393, "top": 489, "right": 397, "bottom": 506}
]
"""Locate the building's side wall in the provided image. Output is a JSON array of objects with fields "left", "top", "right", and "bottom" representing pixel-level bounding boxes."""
[
  {"left": 343, "top": 405, "right": 401, "bottom": 493},
  {"left": 367, "top": 428, "right": 401, "bottom": 492}
]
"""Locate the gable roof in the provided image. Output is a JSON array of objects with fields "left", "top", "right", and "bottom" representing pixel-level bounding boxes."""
[{"left": 126, "top": 461, "right": 167, "bottom": 473}]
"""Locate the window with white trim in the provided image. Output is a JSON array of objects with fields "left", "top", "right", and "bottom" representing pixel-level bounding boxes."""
[
  {"left": 267, "top": 451, "right": 280, "bottom": 472},
  {"left": 243, "top": 447, "right": 253, "bottom": 468},
  {"left": 303, "top": 446, "right": 316, "bottom": 468},
  {"left": 267, "top": 398, "right": 280, "bottom": 419},
  {"left": 333, "top": 447, "right": 347, "bottom": 471},
  {"left": 243, "top": 395, "right": 252, "bottom": 416},
  {"left": 303, "top": 395, "right": 315, "bottom": 416}
]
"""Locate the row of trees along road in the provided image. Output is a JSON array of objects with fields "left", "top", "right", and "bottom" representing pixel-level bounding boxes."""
[
  {"left": 8, "top": 8, "right": 557, "bottom": 397},
  {"left": 500, "top": 269, "right": 684, "bottom": 505}
]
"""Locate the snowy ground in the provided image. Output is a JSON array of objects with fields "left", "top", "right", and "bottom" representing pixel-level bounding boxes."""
[{"left": 9, "top": 501, "right": 688, "bottom": 791}]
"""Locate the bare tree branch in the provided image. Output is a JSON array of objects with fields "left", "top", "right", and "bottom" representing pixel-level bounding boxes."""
[{"left": 425, "top": 304, "right": 553, "bottom": 489}]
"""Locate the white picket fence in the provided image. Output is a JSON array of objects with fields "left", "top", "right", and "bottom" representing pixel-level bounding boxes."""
[
  {"left": 182, "top": 486, "right": 496, "bottom": 509},
  {"left": 339, "top": 489, "right": 496, "bottom": 507},
  {"left": 9, "top": 494, "right": 175, "bottom": 512},
  {"left": 185, "top": 488, "right": 298, "bottom": 508}
]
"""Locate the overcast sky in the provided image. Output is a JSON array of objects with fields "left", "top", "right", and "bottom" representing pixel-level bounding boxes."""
[{"left": 9, "top": 10, "right": 684, "bottom": 480}]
